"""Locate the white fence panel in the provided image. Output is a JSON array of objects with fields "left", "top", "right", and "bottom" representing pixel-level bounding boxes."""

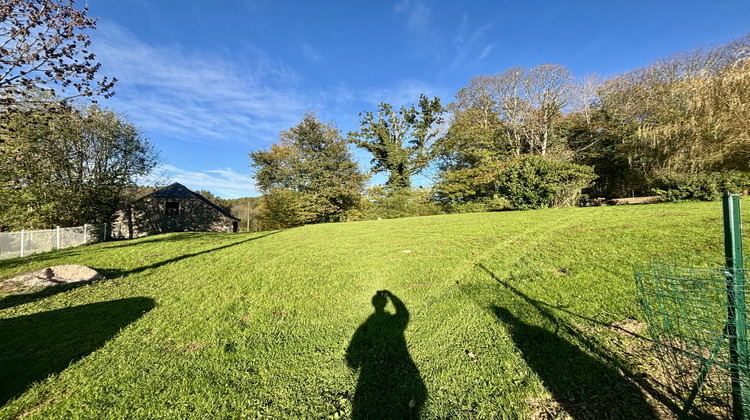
[
  {"left": 0, "top": 224, "right": 108, "bottom": 260},
  {"left": 0, "top": 232, "right": 22, "bottom": 260}
]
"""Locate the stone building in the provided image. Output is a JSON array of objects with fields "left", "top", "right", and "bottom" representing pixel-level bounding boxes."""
[{"left": 111, "top": 183, "right": 240, "bottom": 239}]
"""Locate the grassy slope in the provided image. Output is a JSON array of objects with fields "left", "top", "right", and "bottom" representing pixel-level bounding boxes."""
[{"left": 0, "top": 200, "right": 747, "bottom": 419}]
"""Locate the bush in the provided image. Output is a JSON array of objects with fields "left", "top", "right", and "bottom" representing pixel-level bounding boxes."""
[
  {"left": 496, "top": 155, "right": 596, "bottom": 210},
  {"left": 362, "top": 186, "right": 443, "bottom": 220},
  {"left": 257, "top": 189, "right": 315, "bottom": 229},
  {"left": 652, "top": 171, "right": 750, "bottom": 202},
  {"left": 444, "top": 198, "right": 510, "bottom": 214}
]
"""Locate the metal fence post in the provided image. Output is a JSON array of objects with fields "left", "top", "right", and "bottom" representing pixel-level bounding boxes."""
[
  {"left": 56, "top": 226, "right": 61, "bottom": 250},
  {"left": 20, "top": 229, "right": 24, "bottom": 258},
  {"left": 723, "top": 192, "right": 749, "bottom": 419},
  {"left": 83, "top": 224, "right": 88, "bottom": 244},
  {"left": 103, "top": 223, "right": 107, "bottom": 241}
]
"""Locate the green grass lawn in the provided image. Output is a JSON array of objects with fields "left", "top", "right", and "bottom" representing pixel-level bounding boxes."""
[{"left": 1, "top": 200, "right": 747, "bottom": 419}]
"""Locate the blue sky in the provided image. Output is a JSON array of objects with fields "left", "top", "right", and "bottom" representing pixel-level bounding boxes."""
[{"left": 85, "top": 0, "right": 750, "bottom": 198}]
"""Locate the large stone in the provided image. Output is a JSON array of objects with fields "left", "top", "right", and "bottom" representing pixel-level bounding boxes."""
[{"left": 0, "top": 265, "right": 100, "bottom": 294}]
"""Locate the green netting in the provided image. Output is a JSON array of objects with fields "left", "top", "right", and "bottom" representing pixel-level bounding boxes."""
[{"left": 635, "top": 256, "right": 750, "bottom": 419}]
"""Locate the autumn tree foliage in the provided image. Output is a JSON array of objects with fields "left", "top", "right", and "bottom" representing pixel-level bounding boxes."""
[
  {"left": 250, "top": 112, "right": 368, "bottom": 228},
  {"left": 0, "top": 0, "right": 115, "bottom": 107},
  {"left": 569, "top": 34, "right": 750, "bottom": 198},
  {"left": 433, "top": 34, "right": 750, "bottom": 207},
  {"left": 433, "top": 64, "right": 588, "bottom": 209}
]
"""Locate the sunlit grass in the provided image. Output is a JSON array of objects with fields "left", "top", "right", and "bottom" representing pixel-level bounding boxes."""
[{"left": 0, "top": 199, "right": 746, "bottom": 419}]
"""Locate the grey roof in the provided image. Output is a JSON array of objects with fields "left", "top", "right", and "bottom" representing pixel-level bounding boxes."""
[{"left": 146, "top": 182, "right": 240, "bottom": 221}]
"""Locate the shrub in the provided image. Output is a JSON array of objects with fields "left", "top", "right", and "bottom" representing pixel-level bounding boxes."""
[
  {"left": 257, "top": 189, "right": 316, "bottom": 229},
  {"left": 496, "top": 155, "right": 596, "bottom": 210},
  {"left": 444, "top": 197, "right": 510, "bottom": 214},
  {"left": 362, "top": 186, "right": 443, "bottom": 220},
  {"left": 652, "top": 171, "right": 750, "bottom": 202}
]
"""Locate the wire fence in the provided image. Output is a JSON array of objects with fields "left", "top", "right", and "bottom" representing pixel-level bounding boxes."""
[
  {"left": 0, "top": 224, "right": 109, "bottom": 260},
  {"left": 635, "top": 257, "right": 749, "bottom": 418},
  {"left": 633, "top": 193, "right": 749, "bottom": 418}
]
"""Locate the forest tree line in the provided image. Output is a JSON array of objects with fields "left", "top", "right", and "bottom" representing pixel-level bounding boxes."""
[
  {"left": 249, "top": 34, "right": 750, "bottom": 229},
  {"left": 2, "top": 0, "right": 747, "bottom": 232}
]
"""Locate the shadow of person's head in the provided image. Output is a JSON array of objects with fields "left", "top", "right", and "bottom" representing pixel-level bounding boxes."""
[{"left": 372, "top": 290, "right": 388, "bottom": 312}]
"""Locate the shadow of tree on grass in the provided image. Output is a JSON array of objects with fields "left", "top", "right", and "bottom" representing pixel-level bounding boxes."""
[
  {"left": 97, "top": 230, "right": 279, "bottom": 280},
  {"left": 346, "top": 290, "right": 426, "bottom": 419},
  {"left": 0, "top": 231, "right": 278, "bottom": 311},
  {"left": 477, "top": 264, "right": 675, "bottom": 418},
  {"left": 0, "top": 281, "right": 94, "bottom": 311},
  {"left": 493, "top": 306, "right": 658, "bottom": 418},
  {"left": 0, "top": 297, "right": 155, "bottom": 405}
]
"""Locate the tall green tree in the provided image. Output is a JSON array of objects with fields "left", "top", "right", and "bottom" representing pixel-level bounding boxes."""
[
  {"left": 0, "top": 100, "right": 159, "bottom": 229},
  {"left": 250, "top": 112, "right": 368, "bottom": 228},
  {"left": 348, "top": 95, "right": 444, "bottom": 189},
  {"left": 433, "top": 106, "right": 509, "bottom": 205}
]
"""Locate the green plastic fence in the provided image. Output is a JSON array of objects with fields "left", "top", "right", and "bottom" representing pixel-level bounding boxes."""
[{"left": 634, "top": 193, "right": 749, "bottom": 419}]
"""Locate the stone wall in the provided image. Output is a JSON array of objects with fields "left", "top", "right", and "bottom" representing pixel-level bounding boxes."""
[{"left": 111, "top": 197, "right": 237, "bottom": 239}]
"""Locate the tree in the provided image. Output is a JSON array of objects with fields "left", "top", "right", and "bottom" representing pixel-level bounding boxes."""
[
  {"left": 576, "top": 73, "right": 601, "bottom": 125},
  {"left": 522, "top": 64, "right": 576, "bottom": 156},
  {"left": 433, "top": 105, "right": 509, "bottom": 205},
  {"left": 492, "top": 67, "right": 532, "bottom": 156},
  {"left": 0, "top": 100, "right": 159, "bottom": 229},
  {"left": 573, "top": 34, "right": 750, "bottom": 196},
  {"left": 195, "top": 190, "right": 233, "bottom": 215},
  {"left": 249, "top": 112, "right": 368, "bottom": 228},
  {"left": 348, "top": 95, "right": 444, "bottom": 189},
  {"left": 434, "top": 65, "right": 577, "bottom": 207},
  {"left": 0, "top": 0, "right": 115, "bottom": 107}
]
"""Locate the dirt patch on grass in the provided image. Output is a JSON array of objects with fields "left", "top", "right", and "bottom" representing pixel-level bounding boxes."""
[
  {"left": 0, "top": 265, "right": 100, "bottom": 294},
  {"left": 176, "top": 341, "right": 204, "bottom": 353},
  {"left": 608, "top": 318, "right": 647, "bottom": 336},
  {"left": 528, "top": 394, "right": 583, "bottom": 420},
  {"left": 601, "top": 225, "right": 633, "bottom": 231}
]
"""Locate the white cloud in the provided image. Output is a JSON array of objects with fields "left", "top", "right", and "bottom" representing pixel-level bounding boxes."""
[
  {"left": 143, "top": 164, "right": 257, "bottom": 198},
  {"left": 476, "top": 43, "right": 496, "bottom": 62},
  {"left": 90, "top": 21, "right": 307, "bottom": 145},
  {"left": 395, "top": 0, "right": 431, "bottom": 34},
  {"left": 446, "top": 18, "right": 495, "bottom": 70}
]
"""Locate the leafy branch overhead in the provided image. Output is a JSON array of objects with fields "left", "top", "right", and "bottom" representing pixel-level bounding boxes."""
[
  {"left": 0, "top": 0, "right": 116, "bottom": 106},
  {"left": 348, "top": 94, "right": 444, "bottom": 189}
]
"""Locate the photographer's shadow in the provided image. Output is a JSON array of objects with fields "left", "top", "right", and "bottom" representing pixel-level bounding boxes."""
[{"left": 346, "top": 290, "right": 426, "bottom": 419}]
